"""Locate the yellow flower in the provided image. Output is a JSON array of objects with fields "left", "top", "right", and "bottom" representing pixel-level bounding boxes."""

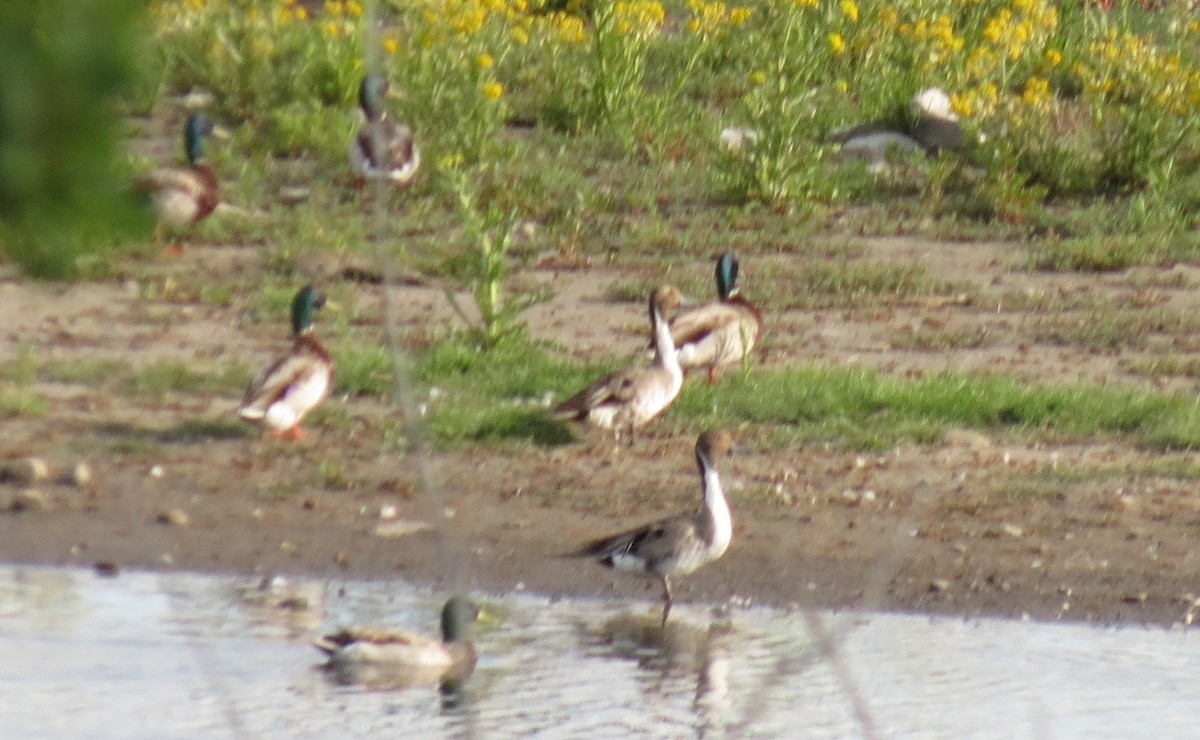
[
  {"left": 440, "top": 152, "right": 465, "bottom": 171},
  {"left": 836, "top": 79, "right": 849, "bottom": 93},
  {"left": 1022, "top": 76, "right": 1051, "bottom": 107},
  {"left": 729, "top": 6, "right": 752, "bottom": 26},
  {"left": 840, "top": 0, "right": 859, "bottom": 22},
  {"left": 828, "top": 32, "right": 846, "bottom": 55},
  {"left": 750, "top": 71, "right": 766, "bottom": 86},
  {"left": 793, "top": 0, "right": 818, "bottom": 9},
  {"left": 511, "top": 25, "right": 530, "bottom": 45},
  {"left": 476, "top": 52, "right": 494, "bottom": 69},
  {"left": 382, "top": 36, "right": 398, "bottom": 56},
  {"left": 296, "top": 6, "right": 308, "bottom": 20},
  {"left": 346, "top": 0, "right": 363, "bottom": 18},
  {"left": 323, "top": 21, "right": 340, "bottom": 37},
  {"left": 482, "top": 81, "right": 504, "bottom": 101},
  {"left": 325, "top": 0, "right": 344, "bottom": 16},
  {"left": 1045, "top": 49, "right": 1062, "bottom": 67}
]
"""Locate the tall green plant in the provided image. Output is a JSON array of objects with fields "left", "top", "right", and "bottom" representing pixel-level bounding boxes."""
[
  {"left": 443, "top": 168, "right": 543, "bottom": 349},
  {"left": 0, "top": 0, "right": 144, "bottom": 278}
]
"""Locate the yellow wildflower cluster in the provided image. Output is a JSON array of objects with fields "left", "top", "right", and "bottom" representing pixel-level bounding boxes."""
[
  {"left": 481, "top": 80, "right": 504, "bottom": 101},
  {"left": 531, "top": 12, "right": 587, "bottom": 45},
  {"left": 612, "top": 1, "right": 666, "bottom": 41},
  {"left": 685, "top": 0, "right": 753, "bottom": 39},
  {"left": 1080, "top": 29, "right": 1200, "bottom": 114},
  {"left": 897, "top": 13, "right": 964, "bottom": 69},
  {"left": 950, "top": 82, "right": 1000, "bottom": 120},
  {"left": 978, "top": 0, "right": 1058, "bottom": 65}
]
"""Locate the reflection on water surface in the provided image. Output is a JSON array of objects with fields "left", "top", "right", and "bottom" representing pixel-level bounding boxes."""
[{"left": 0, "top": 566, "right": 1194, "bottom": 738}]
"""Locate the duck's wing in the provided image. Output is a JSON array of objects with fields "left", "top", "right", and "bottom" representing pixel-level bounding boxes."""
[
  {"left": 578, "top": 515, "right": 699, "bottom": 569},
  {"left": 555, "top": 365, "right": 644, "bottom": 418},
  {"left": 315, "top": 626, "right": 433, "bottom": 655},
  {"left": 239, "top": 350, "right": 327, "bottom": 418},
  {"left": 669, "top": 302, "right": 744, "bottom": 346},
  {"left": 137, "top": 166, "right": 207, "bottom": 198}
]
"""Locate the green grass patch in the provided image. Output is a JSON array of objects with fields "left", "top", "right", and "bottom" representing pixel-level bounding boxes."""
[
  {"left": 409, "top": 338, "right": 1200, "bottom": 451},
  {"left": 120, "top": 360, "right": 251, "bottom": 398},
  {"left": 0, "top": 386, "right": 46, "bottom": 418},
  {"left": 673, "top": 364, "right": 1197, "bottom": 451}
]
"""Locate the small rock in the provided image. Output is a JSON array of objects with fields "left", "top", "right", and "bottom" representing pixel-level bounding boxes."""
[
  {"left": 373, "top": 519, "right": 432, "bottom": 538},
  {"left": 93, "top": 561, "right": 120, "bottom": 578},
  {"left": 1122, "top": 591, "right": 1149, "bottom": 605},
  {"left": 280, "top": 541, "right": 297, "bottom": 553},
  {"left": 9, "top": 489, "right": 52, "bottom": 512},
  {"left": 1000, "top": 523, "right": 1023, "bottom": 538},
  {"left": 157, "top": 508, "right": 189, "bottom": 527},
  {"left": 335, "top": 551, "right": 349, "bottom": 567},
  {"left": 149, "top": 465, "right": 165, "bottom": 479},
  {"left": 1, "top": 457, "right": 51, "bottom": 485},
  {"left": 64, "top": 462, "right": 93, "bottom": 488},
  {"left": 277, "top": 596, "right": 310, "bottom": 610},
  {"left": 930, "top": 578, "right": 951, "bottom": 593}
]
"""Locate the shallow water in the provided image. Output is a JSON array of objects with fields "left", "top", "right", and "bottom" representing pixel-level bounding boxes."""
[{"left": 0, "top": 566, "right": 1195, "bottom": 738}]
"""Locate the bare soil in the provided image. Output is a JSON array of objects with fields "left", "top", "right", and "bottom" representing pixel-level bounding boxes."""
[{"left": 3, "top": 238, "right": 1200, "bottom": 627}]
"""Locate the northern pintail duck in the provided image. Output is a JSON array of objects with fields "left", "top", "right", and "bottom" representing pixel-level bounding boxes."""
[
  {"left": 555, "top": 285, "right": 684, "bottom": 442},
  {"left": 238, "top": 284, "right": 333, "bottom": 441},
  {"left": 575, "top": 430, "right": 735, "bottom": 625},
  {"left": 670, "top": 252, "right": 764, "bottom": 383},
  {"left": 349, "top": 74, "right": 420, "bottom": 189}
]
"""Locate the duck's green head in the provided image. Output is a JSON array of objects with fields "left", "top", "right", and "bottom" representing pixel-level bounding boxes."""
[
  {"left": 291, "top": 284, "right": 326, "bottom": 335},
  {"left": 715, "top": 251, "right": 739, "bottom": 300},
  {"left": 183, "top": 113, "right": 214, "bottom": 166},
  {"left": 359, "top": 74, "right": 389, "bottom": 120},
  {"left": 440, "top": 597, "right": 480, "bottom": 643}
]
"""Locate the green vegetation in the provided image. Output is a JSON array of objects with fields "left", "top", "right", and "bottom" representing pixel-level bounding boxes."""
[
  {"left": 0, "top": 0, "right": 145, "bottom": 277},
  {"left": 399, "top": 337, "right": 1200, "bottom": 451}
]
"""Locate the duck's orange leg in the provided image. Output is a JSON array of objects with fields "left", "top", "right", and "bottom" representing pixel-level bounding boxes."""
[{"left": 271, "top": 425, "right": 310, "bottom": 442}]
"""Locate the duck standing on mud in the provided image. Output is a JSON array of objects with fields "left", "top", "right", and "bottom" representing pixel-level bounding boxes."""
[
  {"left": 574, "top": 430, "right": 735, "bottom": 625},
  {"left": 669, "top": 252, "right": 764, "bottom": 384},
  {"left": 238, "top": 284, "right": 333, "bottom": 442},
  {"left": 555, "top": 285, "right": 685, "bottom": 444}
]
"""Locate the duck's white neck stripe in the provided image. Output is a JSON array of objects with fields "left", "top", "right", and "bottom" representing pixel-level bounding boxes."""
[
  {"left": 652, "top": 305, "right": 681, "bottom": 374},
  {"left": 701, "top": 458, "right": 732, "bottom": 553}
]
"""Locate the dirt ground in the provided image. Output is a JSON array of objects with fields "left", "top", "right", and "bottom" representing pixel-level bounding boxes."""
[{"left": 3, "top": 237, "right": 1200, "bottom": 628}]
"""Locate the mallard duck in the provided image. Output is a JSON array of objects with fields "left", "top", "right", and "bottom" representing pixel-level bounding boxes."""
[
  {"left": 137, "top": 113, "right": 220, "bottom": 247},
  {"left": 237, "top": 285, "right": 333, "bottom": 441},
  {"left": 314, "top": 597, "right": 480, "bottom": 685},
  {"left": 555, "top": 285, "right": 684, "bottom": 442},
  {"left": 575, "top": 430, "right": 735, "bottom": 625},
  {"left": 669, "top": 252, "right": 764, "bottom": 384},
  {"left": 349, "top": 74, "right": 420, "bottom": 189}
]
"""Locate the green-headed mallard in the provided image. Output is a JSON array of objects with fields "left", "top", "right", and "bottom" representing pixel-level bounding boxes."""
[
  {"left": 349, "top": 74, "right": 420, "bottom": 189},
  {"left": 670, "top": 252, "right": 763, "bottom": 384},
  {"left": 314, "top": 597, "right": 480, "bottom": 686},
  {"left": 555, "top": 285, "right": 684, "bottom": 442},
  {"left": 575, "top": 430, "right": 735, "bottom": 625},
  {"left": 137, "top": 113, "right": 220, "bottom": 246},
  {"left": 237, "top": 285, "right": 333, "bottom": 441}
]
